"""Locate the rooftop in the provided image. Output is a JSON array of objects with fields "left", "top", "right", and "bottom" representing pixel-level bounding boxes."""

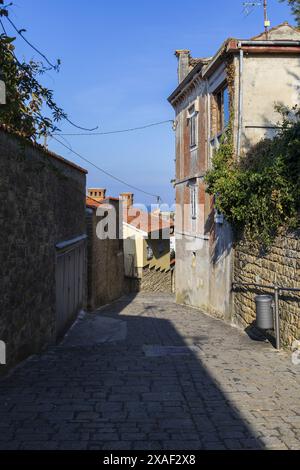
[
  {"left": 124, "top": 209, "right": 174, "bottom": 235},
  {"left": 169, "top": 22, "right": 300, "bottom": 104}
]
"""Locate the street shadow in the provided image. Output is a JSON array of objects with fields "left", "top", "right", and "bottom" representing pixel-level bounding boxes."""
[
  {"left": 244, "top": 322, "right": 276, "bottom": 349},
  {"left": 0, "top": 294, "right": 265, "bottom": 450}
]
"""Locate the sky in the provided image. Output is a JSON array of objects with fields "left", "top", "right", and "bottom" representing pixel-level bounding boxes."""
[{"left": 4, "top": 0, "right": 294, "bottom": 205}]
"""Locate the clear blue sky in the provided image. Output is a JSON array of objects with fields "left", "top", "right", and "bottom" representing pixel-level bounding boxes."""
[{"left": 5, "top": 0, "right": 294, "bottom": 205}]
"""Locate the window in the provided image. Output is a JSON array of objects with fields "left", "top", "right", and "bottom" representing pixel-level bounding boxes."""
[
  {"left": 190, "top": 184, "right": 197, "bottom": 220},
  {"left": 158, "top": 240, "right": 165, "bottom": 255},
  {"left": 188, "top": 104, "right": 198, "bottom": 148},
  {"left": 212, "top": 85, "right": 230, "bottom": 136},
  {"left": 209, "top": 85, "right": 230, "bottom": 166},
  {"left": 147, "top": 245, "right": 153, "bottom": 261}
]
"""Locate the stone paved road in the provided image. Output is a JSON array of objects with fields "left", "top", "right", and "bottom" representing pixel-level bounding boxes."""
[{"left": 0, "top": 293, "right": 299, "bottom": 450}]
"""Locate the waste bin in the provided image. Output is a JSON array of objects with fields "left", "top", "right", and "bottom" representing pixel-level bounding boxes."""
[{"left": 255, "top": 295, "right": 273, "bottom": 330}]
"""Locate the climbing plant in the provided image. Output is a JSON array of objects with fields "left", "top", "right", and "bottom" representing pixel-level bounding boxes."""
[
  {"left": 205, "top": 106, "right": 300, "bottom": 247},
  {"left": 0, "top": 2, "right": 65, "bottom": 140},
  {"left": 280, "top": 0, "right": 300, "bottom": 26}
]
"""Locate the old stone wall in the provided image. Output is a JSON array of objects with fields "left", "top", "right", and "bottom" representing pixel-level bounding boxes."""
[
  {"left": 0, "top": 129, "right": 86, "bottom": 373},
  {"left": 233, "top": 231, "right": 300, "bottom": 348},
  {"left": 140, "top": 266, "right": 173, "bottom": 294},
  {"left": 86, "top": 209, "right": 125, "bottom": 310}
]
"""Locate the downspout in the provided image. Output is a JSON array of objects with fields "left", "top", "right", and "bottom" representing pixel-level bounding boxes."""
[{"left": 237, "top": 43, "right": 243, "bottom": 158}]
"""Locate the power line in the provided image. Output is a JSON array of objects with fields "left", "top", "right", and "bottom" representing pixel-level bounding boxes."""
[
  {"left": 63, "top": 117, "right": 98, "bottom": 132},
  {"left": 53, "top": 120, "right": 174, "bottom": 136},
  {"left": 0, "top": 15, "right": 99, "bottom": 132},
  {"left": 0, "top": 17, "right": 8, "bottom": 35},
  {"left": 6, "top": 15, "right": 58, "bottom": 70},
  {"left": 52, "top": 135, "right": 161, "bottom": 201}
]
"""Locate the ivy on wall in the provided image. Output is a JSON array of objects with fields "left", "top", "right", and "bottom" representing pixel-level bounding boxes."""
[{"left": 205, "top": 106, "right": 300, "bottom": 246}]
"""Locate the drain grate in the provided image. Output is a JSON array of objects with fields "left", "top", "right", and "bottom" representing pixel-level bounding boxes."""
[{"left": 143, "top": 345, "right": 199, "bottom": 357}]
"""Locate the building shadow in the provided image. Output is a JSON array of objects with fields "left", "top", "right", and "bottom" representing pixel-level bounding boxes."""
[{"left": 0, "top": 293, "right": 265, "bottom": 450}]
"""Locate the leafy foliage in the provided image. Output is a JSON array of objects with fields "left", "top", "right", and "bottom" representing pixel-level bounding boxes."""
[
  {"left": 280, "top": 0, "right": 300, "bottom": 25},
  {"left": 0, "top": 2, "right": 66, "bottom": 140},
  {"left": 205, "top": 108, "right": 300, "bottom": 246}
]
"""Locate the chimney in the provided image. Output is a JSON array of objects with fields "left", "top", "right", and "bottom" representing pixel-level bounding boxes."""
[
  {"left": 175, "top": 50, "right": 190, "bottom": 83},
  {"left": 120, "top": 192, "right": 134, "bottom": 208},
  {"left": 88, "top": 188, "right": 106, "bottom": 201}
]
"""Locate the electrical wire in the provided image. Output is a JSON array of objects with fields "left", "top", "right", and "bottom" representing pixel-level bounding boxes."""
[
  {"left": 0, "top": 17, "right": 8, "bottom": 35},
  {"left": 63, "top": 117, "right": 98, "bottom": 132},
  {"left": 0, "top": 15, "right": 99, "bottom": 132},
  {"left": 53, "top": 120, "right": 174, "bottom": 136},
  {"left": 6, "top": 15, "right": 57, "bottom": 69},
  {"left": 52, "top": 136, "right": 161, "bottom": 201}
]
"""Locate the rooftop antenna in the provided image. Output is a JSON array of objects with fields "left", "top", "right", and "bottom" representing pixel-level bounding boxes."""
[
  {"left": 242, "top": 1, "right": 270, "bottom": 38},
  {"left": 263, "top": 0, "right": 271, "bottom": 39}
]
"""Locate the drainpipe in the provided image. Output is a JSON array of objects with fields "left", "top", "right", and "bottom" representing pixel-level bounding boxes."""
[
  {"left": 274, "top": 286, "right": 280, "bottom": 350},
  {"left": 237, "top": 43, "right": 243, "bottom": 158}
]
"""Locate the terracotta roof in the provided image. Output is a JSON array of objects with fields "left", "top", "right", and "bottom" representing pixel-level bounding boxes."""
[
  {"left": 86, "top": 196, "right": 101, "bottom": 209},
  {"left": 104, "top": 196, "right": 119, "bottom": 202},
  {"left": 251, "top": 21, "right": 300, "bottom": 40},
  {"left": 124, "top": 209, "right": 174, "bottom": 235},
  {"left": 86, "top": 195, "right": 119, "bottom": 209}
]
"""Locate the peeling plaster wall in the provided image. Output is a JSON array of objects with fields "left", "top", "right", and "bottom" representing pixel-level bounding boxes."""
[{"left": 239, "top": 54, "right": 300, "bottom": 153}]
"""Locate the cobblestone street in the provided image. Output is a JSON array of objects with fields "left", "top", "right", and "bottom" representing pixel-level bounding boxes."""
[{"left": 0, "top": 293, "right": 299, "bottom": 450}]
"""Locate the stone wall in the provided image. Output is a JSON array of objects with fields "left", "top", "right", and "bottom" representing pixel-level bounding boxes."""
[
  {"left": 140, "top": 265, "right": 173, "bottom": 294},
  {"left": 233, "top": 231, "right": 300, "bottom": 348},
  {"left": 0, "top": 129, "right": 86, "bottom": 373},
  {"left": 86, "top": 208, "right": 125, "bottom": 310}
]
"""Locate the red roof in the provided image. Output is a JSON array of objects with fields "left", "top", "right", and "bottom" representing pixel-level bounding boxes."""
[
  {"left": 86, "top": 196, "right": 174, "bottom": 234},
  {"left": 124, "top": 209, "right": 174, "bottom": 235},
  {"left": 86, "top": 196, "right": 119, "bottom": 209}
]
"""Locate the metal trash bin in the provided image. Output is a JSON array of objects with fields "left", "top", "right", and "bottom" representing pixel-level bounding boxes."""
[{"left": 255, "top": 295, "right": 273, "bottom": 330}]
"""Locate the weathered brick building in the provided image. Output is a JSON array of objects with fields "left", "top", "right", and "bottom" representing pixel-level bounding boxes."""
[
  {"left": 168, "top": 23, "right": 300, "bottom": 332},
  {"left": 0, "top": 128, "right": 87, "bottom": 373}
]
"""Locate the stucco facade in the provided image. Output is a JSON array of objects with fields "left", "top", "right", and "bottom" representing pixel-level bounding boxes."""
[
  {"left": 168, "top": 23, "right": 300, "bottom": 319},
  {"left": 123, "top": 220, "right": 171, "bottom": 279}
]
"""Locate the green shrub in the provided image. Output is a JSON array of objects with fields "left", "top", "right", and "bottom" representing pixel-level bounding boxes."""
[{"left": 205, "top": 108, "right": 300, "bottom": 246}]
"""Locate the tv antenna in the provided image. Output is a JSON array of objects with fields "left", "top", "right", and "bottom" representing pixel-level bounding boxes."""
[{"left": 242, "top": 0, "right": 270, "bottom": 38}]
